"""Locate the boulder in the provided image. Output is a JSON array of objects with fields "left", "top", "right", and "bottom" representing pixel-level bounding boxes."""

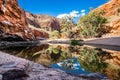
[{"left": 0, "top": 51, "right": 82, "bottom": 80}]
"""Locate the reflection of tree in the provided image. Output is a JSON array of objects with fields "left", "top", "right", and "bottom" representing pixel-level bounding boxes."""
[
  {"left": 118, "top": 69, "right": 120, "bottom": 78},
  {"left": 2, "top": 44, "right": 120, "bottom": 79},
  {"left": 48, "top": 45, "right": 72, "bottom": 62},
  {"left": 61, "top": 58, "right": 77, "bottom": 70},
  {"left": 69, "top": 45, "right": 81, "bottom": 52},
  {"left": 78, "top": 48, "right": 108, "bottom": 73},
  {"left": 1, "top": 44, "right": 49, "bottom": 60}
]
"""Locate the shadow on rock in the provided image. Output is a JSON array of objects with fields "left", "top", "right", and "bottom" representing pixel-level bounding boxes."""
[{"left": 2, "top": 69, "right": 29, "bottom": 80}]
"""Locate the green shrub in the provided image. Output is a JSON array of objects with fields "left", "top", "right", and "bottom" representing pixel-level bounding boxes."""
[
  {"left": 79, "top": 11, "right": 107, "bottom": 38},
  {"left": 49, "top": 30, "right": 60, "bottom": 38},
  {"left": 118, "top": 8, "right": 120, "bottom": 13},
  {"left": 78, "top": 48, "right": 108, "bottom": 72},
  {"left": 71, "top": 40, "right": 78, "bottom": 46},
  {"left": 117, "top": 8, "right": 120, "bottom": 16}
]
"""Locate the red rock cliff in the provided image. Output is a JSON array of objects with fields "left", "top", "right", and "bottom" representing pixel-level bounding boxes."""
[
  {"left": 94, "top": 0, "right": 120, "bottom": 37},
  {"left": 78, "top": 0, "right": 120, "bottom": 37},
  {"left": 0, "top": 0, "right": 35, "bottom": 41},
  {"left": 26, "top": 12, "right": 61, "bottom": 32}
]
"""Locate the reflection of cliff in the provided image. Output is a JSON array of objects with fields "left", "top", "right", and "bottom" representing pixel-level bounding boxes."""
[
  {"left": 2, "top": 44, "right": 72, "bottom": 66},
  {"left": 34, "top": 45, "right": 72, "bottom": 66},
  {"left": 105, "top": 50, "right": 120, "bottom": 66},
  {"left": 103, "top": 50, "right": 120, "bottom": 80},
  {"left": 1, "top": 44, "right": 120, "bottom": 79},
  {"left": 1, "top": 44, "right": 49, "bottom": 59},
  {"left": 77, "top": 47, "right": 120, "bottom": 80}
]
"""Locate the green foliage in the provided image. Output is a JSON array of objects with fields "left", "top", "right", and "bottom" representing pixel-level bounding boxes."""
[
  {"left": 118, "top": 8, "right": 120, "bottom": 13},
  {"left": 117, "top": 7, "right": 120, "bottom": 16},
  {"left": 79, "top": 11, "right": 107, "bottom": 38},
  {"left": 52, "top": 48, "right": 59, "bottom": 54},
  {"left": 49, "top": 30, "right": 60, "bottom": 38},
  {"left": 118, "top": 69, "right": 120, "bottom": 76},
  {"left": 78, "top": 48, "right": 108, "bottom": 72},
  {"left": 61, "top": 16, "right": 76, "bottom": 33},
  {"left": 71, "top": 40, "right": 78, "bottom": 46}
]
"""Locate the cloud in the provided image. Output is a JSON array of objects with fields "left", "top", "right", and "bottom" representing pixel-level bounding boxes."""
[
  {"left": 57, "top": 13, "right": 69, "bottom": 18},
  {"left": 80, "top": 9, "right": 86, "bottom": 16},
  {"left": 57, "top": 10, "right": 80, "bottom": 19},
  {"left": 69, "top": 10, "right": 80, "bottom": 18},
  {"left": 81, "top": 10, "right": 85, "bottom": 13},
  {"left": 57, "top": 9, "right": 86, "bottom": 19}
]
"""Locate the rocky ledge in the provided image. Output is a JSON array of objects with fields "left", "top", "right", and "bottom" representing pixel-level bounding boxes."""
[
  {"left": 0, "top": 51, "right": 108, "bottom": 80},
  {"left": 0, "top": 51, "right": 81, "bottom": 80}
]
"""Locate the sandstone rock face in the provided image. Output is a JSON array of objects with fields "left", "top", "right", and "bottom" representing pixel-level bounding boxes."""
[
  {"left": 33, "top": 29, "right": 49, "bottom": 39},
  {"left": 94, "top": 0, "right": 120, "bottom": 37},
  {"left": 103, "top": 17, "right": 120, "bottom": 37},
  {"left": 26, "top": 12, "right": 61, "bottom": 32},
  {"left": 78, "top": 0, "right": 120, "bottom": 37},
  {"left": 95, "top": 0, "right": 120, "bottom": 17},
  {"left": 0, "top": 0, "right": 35, "bottom": 41}
]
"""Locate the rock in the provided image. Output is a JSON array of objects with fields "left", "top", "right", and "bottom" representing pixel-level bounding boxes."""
[
  {"left": 0, "top": 75, "right": 2, "bottom": 80},
  {"left": 0, "top": 0, "right": 35, "bottom": 41},
  {"left": 2, "top": 69, "right": 29, "bottom": 80},
  {"left": 26, "top": 12, "right": 61, "bottom": 32},
  {"left": 94, "top": 0, "right": 120, "bottom": 17},
  {"left": 0, "top": 51, "right": 109, "bottom": 80},
  {"left": 33, "top": 29, "right": 49, "bottom": 40},
  {"left": 94, "top": 0, "right": 120, "bottom": 37},
  {"left": 78, "top": 0, "right": 120, "bottom": 37},
  {"left": 0, "top": 51, "right": 83, "bottom": 80},
  {"left": 87, "top": 73, "right": 108, "bottom": 79},
  {"left": 0, "top": 0, "right": 50, "bottom": 41}
]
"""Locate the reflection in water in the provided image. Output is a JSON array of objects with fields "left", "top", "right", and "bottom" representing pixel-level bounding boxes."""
[
  {"left": 78, "top": 48, "right": 108, "bottom": 72},
  {"left": 51, "top": 58, "right": 90, "bottom": 76},
  {"left": 1, "top": 44, "right": 120, "bottom": 79}
]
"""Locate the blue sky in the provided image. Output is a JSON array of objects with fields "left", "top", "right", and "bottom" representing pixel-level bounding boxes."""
[{"left": 18, "top": 0, "right": 107, "bottom": 22}]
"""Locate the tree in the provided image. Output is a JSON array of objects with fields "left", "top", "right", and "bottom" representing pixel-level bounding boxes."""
[
  {"left": 61, "top": 15, "right": 76, "bottom": 32},
  {"left": 79, "top": 11, "right": 107, "bottom": 38},
  {"left": 49, "top": 30, "right": 60, "bottom": 38}
]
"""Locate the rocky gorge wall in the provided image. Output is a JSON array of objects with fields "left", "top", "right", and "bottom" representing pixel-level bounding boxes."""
[
  {"left": 78, "top": 0, "right": 120, "bottom": 38},
  {"left": 0, "top": 0, "right": 49, "bottom": 41},
  {"left": 0, "top": 0, "right": 36, "bottom": 41},
  {"left": 93, "top": 0, "right": 120, "bottom": 37},
  {"left": 26, "top": 12, "right": 61, "bottom": 32}
]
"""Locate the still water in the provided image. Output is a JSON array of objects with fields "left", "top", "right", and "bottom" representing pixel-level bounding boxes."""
[{"left": 1, "top": 43, "right": 120, "bottom": 79}]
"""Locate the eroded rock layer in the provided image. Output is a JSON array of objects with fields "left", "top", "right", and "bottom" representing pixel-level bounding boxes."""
[
  {"left": 26, "top": 12, "right": 61, "bottom": 32},
  {"left": 0, "top": 0, "right": 36, "bottom": 41}
]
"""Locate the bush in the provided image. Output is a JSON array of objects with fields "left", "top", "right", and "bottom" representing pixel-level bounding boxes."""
[
  {"left": 78, "top": 48, "right": 108, "bottom": 72},
  {"left": 71, "top": 40, "right": 78, "bottom": 46},
  {"left": 79, "top": 11, "right": 107, "bottom": 38},
  {"left": 117, "top": 7, "right": 120, "bottom": 16},
  {"left": 60, "top": 16, "right": 77, "bottom": 32},
  {"left": 49, "top": 30, "right": 60, "bottom": 38},
  {"left": 118, "top": 8, "right": 120, "bottom": 13}
]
